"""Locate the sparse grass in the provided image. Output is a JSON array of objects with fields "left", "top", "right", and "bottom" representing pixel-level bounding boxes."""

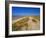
[
  {"left": 32, "top": 16, "right": 40, "bottom": 21},
  {"left": 12, "top": 16, "right": 40, "bottom": 31}
]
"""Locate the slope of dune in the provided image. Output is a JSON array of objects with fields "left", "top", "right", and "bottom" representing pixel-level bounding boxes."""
[{"left": 12, "top": 16, "right": 40, "bottom": 31}]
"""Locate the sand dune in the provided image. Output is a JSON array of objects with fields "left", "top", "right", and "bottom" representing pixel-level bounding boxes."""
[{"left": 12, "top": 16, "right": 40, "bottom": 31}]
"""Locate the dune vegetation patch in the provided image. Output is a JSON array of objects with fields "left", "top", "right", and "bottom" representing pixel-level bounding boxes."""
[{"left": 12, "top": 16, "right": 40, "bottom": 31}]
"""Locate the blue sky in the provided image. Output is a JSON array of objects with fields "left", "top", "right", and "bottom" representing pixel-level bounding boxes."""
[{"left": 12, "top": 7, "right": 40, "bottom": 16}]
